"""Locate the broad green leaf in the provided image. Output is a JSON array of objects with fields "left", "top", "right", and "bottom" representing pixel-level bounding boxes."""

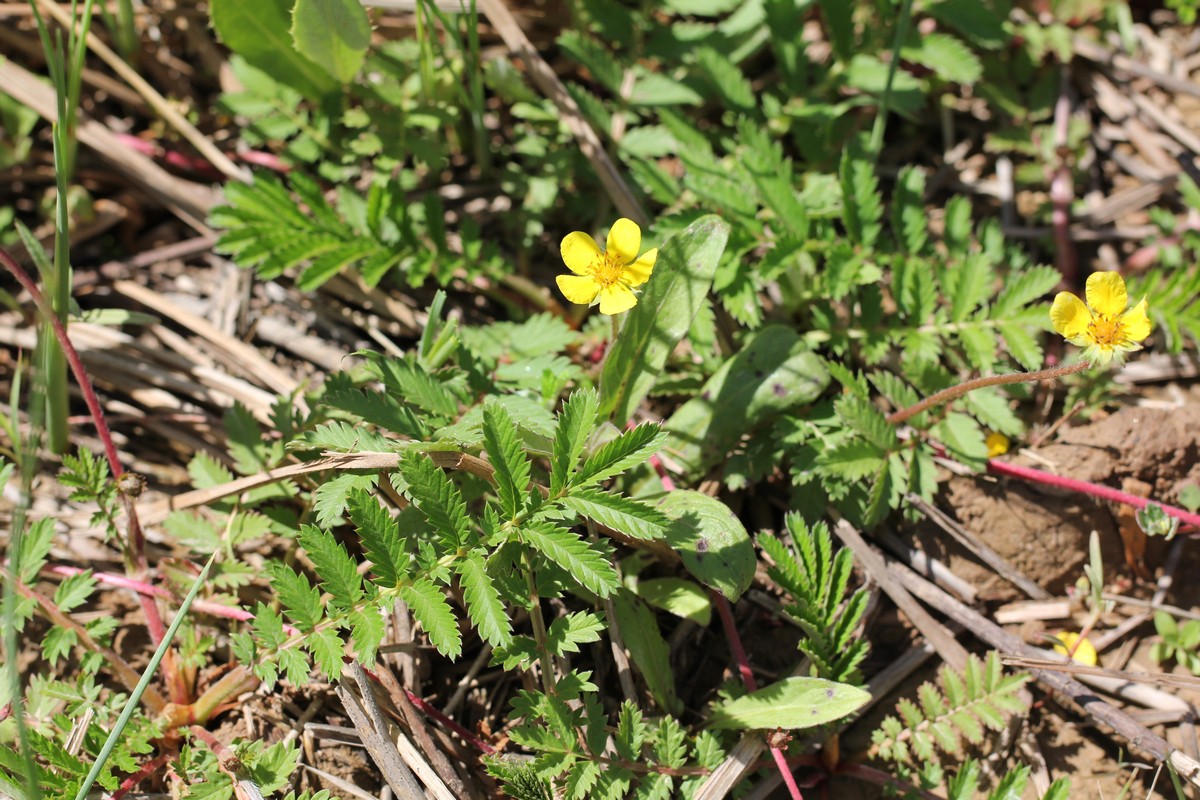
[
  {"left": 210, "top": 0, "right": 335, "bottom": 100},
  {"left": 638, "top": 578, "right": 711, "bottom": 625},
  {"left": 401, "top": 578, "right": 462, "bottom": 658},
  {"left": 658, "top": 490, "right": 754, "bottom": 602},
  {"left": 457, "top": 551, "right": 512, "bottom": 648},
  {"left": 600, "top": 216, "right": 729, "bottom": 423},
  {"left": 613, "top": 591, "right": 680, "bottom": 714},
  {"left": 663, "top": 326, "right": 829, "bottom": 478},
  {"left": 707, "top": 677, "right": 870, "bottom": 729}
]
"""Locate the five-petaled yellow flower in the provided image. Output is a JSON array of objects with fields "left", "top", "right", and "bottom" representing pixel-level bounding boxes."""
[
  {"left": 556, "top": 218, "right": 657, "bottom": 315},
  {"left": 1049, "top": 272, "right": 1151, "bottom": 366}
]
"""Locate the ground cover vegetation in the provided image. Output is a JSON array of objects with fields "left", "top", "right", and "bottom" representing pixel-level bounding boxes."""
[{"left": 3, "top": 0, "right": 1200, "bottom": 797}]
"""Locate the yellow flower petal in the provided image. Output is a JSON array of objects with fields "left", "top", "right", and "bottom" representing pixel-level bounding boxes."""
[
  {"left": 1085, "top": 271, "right": 1128, "bottom": 317},
  {"left": 561, "top": 231, "right": 601, "bottom": 276},
  {"left": 1052, "top": 631, "right": 1098, "bottom": 666},
  {"left": 986, "top": 432, "right": 1009, "bottom": 458},
  {"left": 597, "top": 284, "right": 637, "bottom": 315},
  {"left": 623, "top": 248, "right": 657, "bottom": 287},
  {"left": 1120, "top": 297, "right": 1152, "bottom": 343},
  {"left": 606, "top": 218, "right": 642, "bottom": 265},
  {"left": 556, "top": 274, "right": 600, "bottom": 306},
  {"left": 1050, "top": 291, "right": 1091, "bottom": 341}
]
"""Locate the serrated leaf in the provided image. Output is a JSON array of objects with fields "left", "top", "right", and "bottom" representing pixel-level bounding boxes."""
[
  {"left": 400, "top": 579, "right": 462, "bottom": 658},
  {"left": 552, "top": 389, "right": 600, "bottom": 496},
  {"left": 561, "top": 489, "right": 670, "bottom": 541},
  {"left": 53, "top": 570, "right": 95, "bottom": 614},
  {"left": 297, "top": 524, "right": 362, "bottom": 610},
  {"left": 519, "top": 522, "right": 620, "bottom": 598},
  {"left": 816, "top": 440, "right": 887, "bottom": 480},
  {"left": 575, "top": 423, "right": 666, "bottom": 488},
  {"left": 306, "top": 628, "right": 345, "bottom": 680},
  {"left": 397, "top": 452, "right": 472, "bottom": 548},
  {"left": 694, "top": 47, "right": 755, "bottom": 112},
  {"left": 347, "top": 490, "right": 407, "bottom": 589},
  {"left": 483, "top": 400, "right": 532, "bottom": 520},
  {"left": 267, "top": 562, "right": 323, "bottom": 631},
  {"left": 18, "top": 517, "right": 55, "bottom": 585},
  {"left": 349, "top": 607, "right": 386, "bottom": 664},
  {"left": 903, "top": 32, "right": 982, "bottom": 84},
  {"left": 708, "top": 677, "right": 870, "bottom": 729},
  {"left": 457, "top": 551, "right": 512, "bottom": 648}
]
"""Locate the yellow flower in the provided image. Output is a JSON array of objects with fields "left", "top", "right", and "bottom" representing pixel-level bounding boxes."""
[
  {"left": 556, "top": 218, "right": 657, "bottom": 316},
  {"left": 1052, "top": 631, "right": 1098, "bottom": 666},
  {"left": 1049, "top": 272, "right": 1151, "bottom": 366},
  {"left": 985, "top": 432, "right": 1009, "bottom": 458}
]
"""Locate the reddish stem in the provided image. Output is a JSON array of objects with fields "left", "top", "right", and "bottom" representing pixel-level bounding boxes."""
[
  {"left": 713, "top": 592, "right": 804, "bottom": 800},
  {"left": 403, "top": 688, "right": 496, "bottom": 754},
  {"left": 0, "top": 245, "right": 164, "bottom": 640},
  {"left": 986, "top": 458, "right": 1200, "bottom": 529},
  {"left": 109, "top": 753, "right": 170, "bottom": 800}
]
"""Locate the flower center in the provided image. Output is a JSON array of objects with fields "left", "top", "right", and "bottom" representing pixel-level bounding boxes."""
[
  {"left": 1088, "top": 315, "right": 1123, "bottom": 346},
  {"left": 589, "top": 252, "right": 624, "bottom": 288}
]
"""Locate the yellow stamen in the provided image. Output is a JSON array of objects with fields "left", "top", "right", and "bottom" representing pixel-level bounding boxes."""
[
  {"left": 1087, "top": 316, "right": 1123, "bottom": 347},
  {"left": 590, "top": 253, "right": 625, "bottom": 288}
]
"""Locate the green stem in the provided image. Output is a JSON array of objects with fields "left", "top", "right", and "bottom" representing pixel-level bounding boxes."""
[
  {"left": 523, "top": 551, "right": 558, "bottom": 696},
  {"left": 72, "top": 551, "right": 218, "bottom": 800},
  {"left": 887, "top": 361, "right": 1091, "bottom": 425},
  {"left": 869, "top": 0, "right": 915, "bottom": 158}
]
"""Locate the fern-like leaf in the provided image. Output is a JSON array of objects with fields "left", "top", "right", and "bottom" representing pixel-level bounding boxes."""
[
  {"left": 483, "top": 400, "right": 532, "bottom": 520},
  {"left": 456, "top": 550, "right": 512, "bottom": 648},
  {"left": 518, "top": 522, "right": 620, "bottom": 598},
  {"left": 400, "top": 578, "right": 462, "bottom": 658}
]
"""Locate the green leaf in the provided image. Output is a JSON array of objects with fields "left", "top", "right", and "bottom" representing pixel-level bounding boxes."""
[
  {"left": 350, "top": 607, "right": 386, "bottom": 664},
  {"left": 53, "top": 570, "right": 95, "bottom": 613},
  {"left": 17, "top": 517, "right": 55, "bottom": 584},
  {"left": 575, "top": 423, "right": 666, "bottom": 488},
  {"left": 401, "top": 578, "right": 462, "bottom": 658},
  {"left": 561, "top": 489, "right": 670, "bottom": 541},
  {"left": 291, "top": 0, "right": 371, "bottom": 83},
  {"left": 552, "top": 388, "right": 600, "bottom": 496},
  {"left": 267, "top": 562, "right": 323, "bottom": 631},
  {"left": 519, "top": 522, "right": 620, "bottom": 598},
  {"left": 347, "top": 490, "right": 408, "bottom": 589},
  {"left": 902, "top": 33, "right": 982, "bottom": 84},
  {"left": 366, "top": 354, "right": 461, "bottom": 418},
  {"left": 816, "top": 0, "right": 854, "bottom": 60},
  {"left": 694, "top": 47, "right": 755, "bottom": 113},
  {"left": 637, "top": 578, "right": 711, "bottom": 626},
  {"left": 396, "top": 452, "right": 472, "bottom": 548},
  {"left": 600, "top": 216, "right": 729, "bottom": 423},
  {"left": 708, "top": 677, "right": 870, "bottom": 729},
  {"left": 457, "top": 551, "right": 512, "bottom": 648},
  {"left": 663, "top": 326, "right": 829, "bottom": 478},
  {"left": 816, "top": 440, "right": 887, "bottom": 481},
  {"left": 545, "top": 610, "right": 606, "bottom": 657},
  {"left": 933, "top": 412, "right": 989, "bottom": 469},
  {"left": 630, "top": 72, "right": 704, "bottom": 106},
  {"left": 928, "top": 0, "right": 1008, "bottom": 49},
  {"left": 483, "top": 400, "right": 532, "bottom": 520},
  {"left": 613, "top": 592, "right": 679, "bottom": 714},
  {"left": 839, "top": 146, "right": 883, "bottom": 248},
  {"left": 307, "top": 628, "right": 345, "bottom": 680},
  {"left": 297, "top": 524, "right": 362, "bottom": 610},
  {"left": 658, "top": 490, "right": 755, "bottom": 602},
  {"left": 209, "top": 0, "right": 335, "bottom": 100}
]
